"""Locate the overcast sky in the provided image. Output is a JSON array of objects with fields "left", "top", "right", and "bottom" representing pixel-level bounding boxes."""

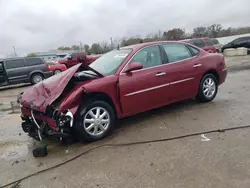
[{"left": 0, "top": 0, "right": 249, "bottom": 57}]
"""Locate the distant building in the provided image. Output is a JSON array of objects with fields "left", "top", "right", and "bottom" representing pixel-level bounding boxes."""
[{"left": 36, "top": 50, "right": 76, "bottom": 62}]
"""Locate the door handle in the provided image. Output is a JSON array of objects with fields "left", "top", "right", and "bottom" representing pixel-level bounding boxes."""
[
  {"left": 156, "top": 72, "right": 166, "bottom": 77},
  {"left": 193, "top": 64, "right": 202, "bottom": 68}
]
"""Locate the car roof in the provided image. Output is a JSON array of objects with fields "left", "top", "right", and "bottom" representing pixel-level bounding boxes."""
[
  {"left": 182, "top": 37, "right": 210, "bottom": 42},
  {"left": 2, "top": 57, "right": 43, "bottom": 61},
  {"left": 120, "top": 41, "right": 188, "bottom": 51}
]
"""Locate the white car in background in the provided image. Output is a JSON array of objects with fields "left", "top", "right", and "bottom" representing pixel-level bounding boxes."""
[{"left": 212, "top": 38, "right": 222, "bottom": 53}]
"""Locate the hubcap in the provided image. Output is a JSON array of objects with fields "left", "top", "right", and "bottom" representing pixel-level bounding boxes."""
[
  {"left": 34, "top": 75, "right": 43, "bottom": 83},
  {"left": 203, "top": 78, "right": 216, "bottom": 98},
  {"left": 54, "top": 70, "right": 61, "bottom": 75},
  {"left": 83, "top": 107, "right": 110, "bottom": 136}
]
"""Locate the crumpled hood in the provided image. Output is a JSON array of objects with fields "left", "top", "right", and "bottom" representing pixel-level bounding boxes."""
[{"left": 21, "top": 64, "right": 82, "bottom": 113}]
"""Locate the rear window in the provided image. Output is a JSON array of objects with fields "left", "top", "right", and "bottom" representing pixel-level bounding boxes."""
[
  {"left": 26, "top": 58, "right": 44, "bottom": 66},
  {"left": 212, "top": 39, "right": 219, "bottom": 44},
  {"left": 187, "top": 40, "right": 195, "bottom": 45},
  {"left": 204, "top": 39, "right": 214, "bottom": 46},
  {"left": 194, "top": 40, "right": 206, "bottom": 48},
  {"left": 5, "top": 59, "right": 25, "bottom": 69}
]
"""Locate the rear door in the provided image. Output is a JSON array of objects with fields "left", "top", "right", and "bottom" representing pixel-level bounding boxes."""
[
  {"left": 26, "top": 58, "right": 46, "bottom": 74},
  {"left": 119, "top": 45, "right": 170, "bottom": 115},
  {"left": 160, "top": 43, "right": 201, "bottom": 102},
  {"left": 5, "top": 58, "right": 27, "bottom": 83}
]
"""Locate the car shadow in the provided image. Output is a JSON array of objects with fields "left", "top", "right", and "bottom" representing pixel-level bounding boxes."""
[
  {"left": 0, "top": 83, "right": 31, "bottom": 91},
  {"left": 115, "top": 99, "right": 201, "bottom": 130}
]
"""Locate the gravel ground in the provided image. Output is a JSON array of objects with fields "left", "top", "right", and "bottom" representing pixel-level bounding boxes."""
[{"left": 0, "top": 56, "right": 250, "bottom": 188}]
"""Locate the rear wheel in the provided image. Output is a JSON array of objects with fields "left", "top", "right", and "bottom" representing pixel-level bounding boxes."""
[
  {"left": 196, "top": 74, "right": 218, "bottom": 102},
  {"left": 73, "top": 100, "right": 116, "bottom": 142},
  {"left": 54, "top": 70, "right": 61, "bottom": 75},
  {"left": 31, "top": 73, "right": 44, "bottom": 84}
]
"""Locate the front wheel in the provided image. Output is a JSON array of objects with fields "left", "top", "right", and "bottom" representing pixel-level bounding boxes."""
[
  {"left": 54, "top": 70, "right": 61, "bottom": 75},
  {"left": 196, "top": 74, "right": 218, "bottom": 102},
  {"left": 73, "top": 100, "right": 116, "bottom": 142}
]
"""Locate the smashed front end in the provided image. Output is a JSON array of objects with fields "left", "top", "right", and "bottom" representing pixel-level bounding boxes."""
[
  {"left": 20, "top": 106, "right": 74, "bottom": 141},
  {"left": 18, "top": 64, "right": 103, "bottom": 141}
]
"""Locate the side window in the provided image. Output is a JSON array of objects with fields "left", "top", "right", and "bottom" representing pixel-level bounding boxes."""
[
  {"left": 130, "top": 46, "right": 162, "bottom": 69},
  {"left": 71, "top": 53, "right": 77, "bottom": 59},
  {"left": 187, "top": 40, "right": 195, "bottom": 45},
  {"left": 5, "top": 59, "right": 25, "bottom": 69},
  {"left": 236, "top": 37, "right": 249, "bottom": 43},
  {"left": 188, "top": 46, "right": 199, "bottom": 56},
  {"left": 204, "top": 39, "right": 214, "bottom": 46},
  {"left": 162, "top": 44, "right": 192, "bottom": 63},
  {"left": 212, "top": 39, "right": 219, "bottom": 44},
  {"left": 194, "top": 40, "right": 206, "bottom": 48},
  {"left": 26, "top": 58, "right": 44, "bottom": 66}
]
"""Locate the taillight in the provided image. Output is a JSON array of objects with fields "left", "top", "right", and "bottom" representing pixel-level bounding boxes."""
[
  {"left": 219, "top": 56, "right": 226, "bottom": 69},
  {"left": 46, "top": 64, "right": 51, "bottom": 71}
]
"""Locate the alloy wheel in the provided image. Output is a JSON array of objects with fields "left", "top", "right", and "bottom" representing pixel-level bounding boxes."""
[
  {"left": 203, "top": 77, "right": 216, "bottom": 98},
  {"left": 83, "top": 107, "right": 110, "bottom": 136}
]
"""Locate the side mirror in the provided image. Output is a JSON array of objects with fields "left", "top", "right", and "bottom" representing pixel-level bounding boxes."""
[
  {"left": 67, "top": 56, "right": 72, "bottom": 60},
  {"left": 123, "top": 62, "right": 143, "bottom": 73}
]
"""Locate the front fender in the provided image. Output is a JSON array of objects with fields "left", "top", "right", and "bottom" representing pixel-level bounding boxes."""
[{"left": 58, "top": 85, "right": 86, "bottom": 114}]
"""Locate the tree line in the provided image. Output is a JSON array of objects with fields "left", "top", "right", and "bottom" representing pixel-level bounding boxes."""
[{"left": 28, "top": 24, "right": 250, "bottom": 56}]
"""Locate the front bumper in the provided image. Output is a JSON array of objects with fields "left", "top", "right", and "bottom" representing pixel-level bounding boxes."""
[
  {"left": 21, "top": 106, "right": 74, "bottom": 141},
  {"left": 43, "top": 71, "right": 53, "bottom": 79}
]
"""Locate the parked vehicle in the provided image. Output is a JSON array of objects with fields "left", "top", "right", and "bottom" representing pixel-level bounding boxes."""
[
  {"left": 19, "top": 41, "right": 227, "bottom": 143},
  {"left": 211, "top": 38, "right": 222, "bottom": 53},
  {"left": 221, "top": 36, "right": 250, "bottom": 52},
  {"left": 47, "top": 62, "right": 67, "bottom": 75},
  {"left": 0, "top": 57, "right": 53, "bottom": 86},
  {"left": 57, "top": 52, "right": 99, "bottom": 68},
  {"left": 182, "top": 38, "right": 217, "bottom": 53}
]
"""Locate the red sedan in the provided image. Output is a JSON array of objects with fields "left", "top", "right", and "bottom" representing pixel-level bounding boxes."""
[
  {"left": 181, "top": 38, "right": 217, "bottom": 53},
  {"left": 19, "top": 41, "right": 227, "bottom": 142},
  {"left": 47, "top": 62, "right": 67, "bottom": 75}
]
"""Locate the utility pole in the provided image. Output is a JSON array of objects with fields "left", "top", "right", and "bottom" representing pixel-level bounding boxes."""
[
  {"left": 13, "top": 46, "right": 17, "bottom": 57},
  {"left": 110, "top": 37, "right": 113, "bottom": 50},
  {"left": 79, "top": 41, "right": 83, "bottom": 52}
]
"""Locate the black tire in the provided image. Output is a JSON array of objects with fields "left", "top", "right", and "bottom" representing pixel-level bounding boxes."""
[
  {"left": 32, "top": 145, "right": 48, "bottom": 158},
  {"left": 54, "top": 70, "right": 61, "bottom": 75},
  {"left": 196, "top": 73, "right": 218, "bottom": 102},
  {"left": 73, "top": 100, "right": 116, "bottom": 142},
  {"left": 31, "top": 73, "right": 44, "bottom": 84}
]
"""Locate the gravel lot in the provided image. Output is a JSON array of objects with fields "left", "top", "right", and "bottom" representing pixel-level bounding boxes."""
[{"left": 0, "top": 55, "right": 250, "bottom": 188}]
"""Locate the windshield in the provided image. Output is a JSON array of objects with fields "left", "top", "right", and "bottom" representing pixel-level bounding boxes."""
[
  {"left": 63, "top": 54, "right": 71, "bottom": 59},
  {"left": 89, "top": 49, "right": 132, "bottom": 76}
]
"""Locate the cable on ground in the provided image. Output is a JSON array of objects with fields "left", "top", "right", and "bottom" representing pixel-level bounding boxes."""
[{"left": 2, "top": 124, "right": 250, "bottom": 188}]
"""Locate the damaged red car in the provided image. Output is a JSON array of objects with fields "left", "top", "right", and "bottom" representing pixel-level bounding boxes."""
[{"left": 19, "top": 41, "right": 227, "bottom": 142}]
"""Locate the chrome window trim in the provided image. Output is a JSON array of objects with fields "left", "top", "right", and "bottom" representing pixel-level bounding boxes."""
[{"left": 120, "top": 43, "right": 197, "bottom": 75}]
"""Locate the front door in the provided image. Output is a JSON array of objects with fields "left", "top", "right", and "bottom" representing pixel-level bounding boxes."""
[
  {"left": 5, "top": 58, "right": 27, "bottom": 84},
  {"left": 119, "top": 45, "right": 171, "bottom": 116},
  {"left": 68, "top": 53, "right": 79, "bottom": 67},
  {"left": 0, "top": 62, "right": 7, "bottom": 84},
  {"left": 161, "top": 43, "right": 201, "bottom": 102}
]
